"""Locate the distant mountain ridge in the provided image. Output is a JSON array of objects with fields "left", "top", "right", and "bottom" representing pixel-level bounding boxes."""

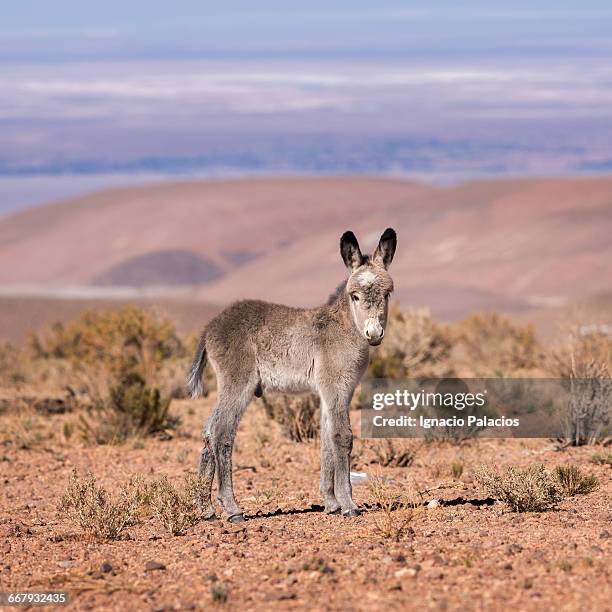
[{"left": 0, "top": 176, "right": 610, "bottom": 319}]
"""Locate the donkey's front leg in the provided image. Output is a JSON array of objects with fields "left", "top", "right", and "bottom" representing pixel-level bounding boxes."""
[
  {"left": 320, "top": 391, "right": 359, "bottom": 516},
  {"left": 320, "top": 410, "right": 341, "bottom": 514}
]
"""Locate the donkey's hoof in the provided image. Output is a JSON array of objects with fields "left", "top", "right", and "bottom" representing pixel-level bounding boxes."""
[
  {"left": 324, "top": 505, "right": 341, "bottom": 515},
  {"left": 342, "top": 508, "right": 361, "bottom": 518},
  {"left": 228, "top": 513, "right": 245, "bottom": 524},
  {"left": 203, "top": 507, "right": 217, "bottom": 521}
]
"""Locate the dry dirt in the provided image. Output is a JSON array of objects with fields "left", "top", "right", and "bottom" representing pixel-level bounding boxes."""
[{"left": 1, "top": 393, "right": 611, "bottom": 611}]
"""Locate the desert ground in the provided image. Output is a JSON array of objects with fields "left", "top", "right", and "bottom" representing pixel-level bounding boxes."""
[
  {"left": 1, "top": 390, "right": 610, "bottom": 611},
  {"left": 0, "top": 174, "right": 610, "bottom": 610}
]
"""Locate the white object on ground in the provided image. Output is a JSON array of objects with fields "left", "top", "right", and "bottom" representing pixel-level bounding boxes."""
[{"left": 350, "top": 471, "right": 369, "bottom": 485}]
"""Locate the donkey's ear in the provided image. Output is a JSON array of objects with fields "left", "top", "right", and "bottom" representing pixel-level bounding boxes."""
[
  {"left": 340, "top": 230, "right": 364, "bottom": 272},
  {"left": 372, "top": 227, "right": 397, "bottom": 269}
]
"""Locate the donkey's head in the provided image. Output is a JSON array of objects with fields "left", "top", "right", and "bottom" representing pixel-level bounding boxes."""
[{"left": 340, "top": 228, "right": 397, "bottom": 346}]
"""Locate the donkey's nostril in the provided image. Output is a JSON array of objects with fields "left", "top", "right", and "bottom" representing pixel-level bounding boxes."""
[
  {"left": 380, "top": 328, "right": 385, "bottom": 338},
  {"left": 365, "top": 329, "right": 371, "bottom": 339}
]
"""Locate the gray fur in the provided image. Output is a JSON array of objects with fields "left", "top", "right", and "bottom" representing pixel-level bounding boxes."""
[{"left": 187, "top": 228, "right": 397, "bottom": 521}]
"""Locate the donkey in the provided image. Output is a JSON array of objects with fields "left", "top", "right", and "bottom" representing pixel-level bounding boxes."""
[{"left": 187, "top": 228, "right": 397, "bottom": 522}]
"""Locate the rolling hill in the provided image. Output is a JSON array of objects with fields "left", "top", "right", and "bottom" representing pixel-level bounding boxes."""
[{"left": 0, "top": 176, "right": 610, "bottom": 321}]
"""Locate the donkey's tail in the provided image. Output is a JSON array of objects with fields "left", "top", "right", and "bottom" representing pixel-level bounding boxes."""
[{"left": 187, "top": 331, "right": 208, "bottom": 398}]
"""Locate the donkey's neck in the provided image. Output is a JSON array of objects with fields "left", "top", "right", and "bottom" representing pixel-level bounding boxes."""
[{"left": 320, "top": 279, "right": 366, "bottom": 346}]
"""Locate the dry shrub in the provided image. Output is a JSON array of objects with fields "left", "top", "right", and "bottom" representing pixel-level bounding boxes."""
[
  {"left": 78, "top": 375, "right": 178, "bottom": 444},
  {"left": 59, "top": 469, "right": 146, "bottom": 540},
  {"left": 0, "top": 342, "right": 27, "bottom": 387},
  {"left": 368, "top": 476, "right": 423, "bottom": 540},
  {"left": 554, "top": 465, "right": 599, "bottom": 496},
  {"left": 475, "top": 464, "right": 564, "bottom": 512},
  {"left": 548, "top": 331, "right": 611, "bottom": 379},
  {"left": 1, "top": 407, "right": 48, "bottom": 450},
  {"left": 591, "top": 452, "right": 612, "bottom": 467},
  {"left": 369, "top": 306, "right": 453, "bottom": 379},
  {"left": 29, "top": 306, "right": 184, "bottom": 395},
  {"left": 371, "top": 439, "right": 416, "bottom": 467},
  {"left": 30, "top": 307, "right": 183, "bottom": 444},
  {"left": 149, "top": 474, "right": 206, "bottom": 535},
  {"left": 211, "top": 583, "right": 229, "bottom": 604},
  {"left": 548, "top": 331, "right": 611, "bottom": 445},
  {"left": 261, "top": 393, "right": 319, "bottom": 442},
  {"left": 454, "top": 312, "right": 540, "bottom": 376}
]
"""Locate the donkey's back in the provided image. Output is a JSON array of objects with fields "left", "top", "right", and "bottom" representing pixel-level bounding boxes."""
[{"left": 191, "top": 299, "right": 323, "bottom": 397}]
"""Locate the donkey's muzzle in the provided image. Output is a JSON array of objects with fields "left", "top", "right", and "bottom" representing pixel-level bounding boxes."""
[{"left": 364, "top": 320, "right": 384, "bottom": 345}]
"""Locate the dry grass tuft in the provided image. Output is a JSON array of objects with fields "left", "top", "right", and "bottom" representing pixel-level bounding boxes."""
[
  {"left": 591, "top": 452, "right": 612, "bottom": 467},
  {"left": 368, "top": 476, "right": 423, "bottom": 541},
  {"left": 211, "top": 583, "right": 229, "bottom": 603},
  {"left": 58, "top": 469, "right": 146, "bottom": 540},
  {"left": 554, "top": 464, "right": 599, "bottom": 496},
  {"left": 149, "top": 474, "right": 207, "bottom": 536},
  {"left": 475, "top": 464, "right": 563, "bottom": 512},
  {"left": 261, "top": 393, "right": 319, "bottom": 442},
  {"left": 371, "top": 439, "right": 416, "bottom": 468}
]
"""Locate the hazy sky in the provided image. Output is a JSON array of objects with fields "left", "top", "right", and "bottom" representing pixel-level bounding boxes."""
[
  {"left": 3, "top": 1, "right": 612, "bottom": 60},
  {"left": 2, "top": 1, "right": 612, "bottom": 213}
]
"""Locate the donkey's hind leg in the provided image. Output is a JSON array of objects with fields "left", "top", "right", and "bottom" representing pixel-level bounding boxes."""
[
  {"left": 209, "top": 380, "right": 256, "bottom": 522},
  {"left": 197, "top": 426, "right": 217, "bottom": 519}
]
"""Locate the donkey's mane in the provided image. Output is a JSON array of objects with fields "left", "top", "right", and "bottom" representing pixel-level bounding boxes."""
[{"left": 326, "top": 280, "right": 347, "bottom": 305}]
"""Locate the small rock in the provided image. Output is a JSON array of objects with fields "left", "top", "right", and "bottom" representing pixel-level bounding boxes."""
[
  {"left": 394, "top": 567, "right": 418, "bottom": 578},
  {"left": 145, "top": 561, "right": 166, "bottom": 572},
  {"left": 101, "top": 562, "right": 113, "bottom": 573},
  {"left": 600, "top": 530, "right": 610, "bottom": 540},
  {"left": 503, "top": 563, "right": 513, "bottom": 571},
  {"left": 506, "top": 543, "right": 523, "bottom": 555},
  {"left": 427, "top": 499, "right": 441, "bottom": 508},
  {"left": 446, "top": 528, "right": 459, "bottom": 536},
  {"left": 57, "top": 560, "right": 76, "bottom": 569},
  {"left": 392, "top": 553, "right": 406, "bottom": 564}
]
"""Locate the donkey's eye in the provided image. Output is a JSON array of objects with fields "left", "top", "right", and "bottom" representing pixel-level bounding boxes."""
[{"left": 351, "top": 293, "right": 360, "bottom": 302}]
